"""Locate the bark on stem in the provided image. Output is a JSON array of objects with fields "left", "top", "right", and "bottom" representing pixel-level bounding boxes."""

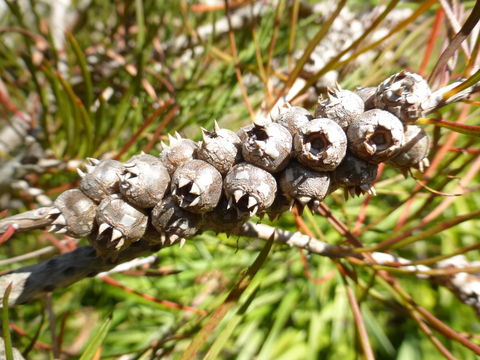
[
  {"left": 0, "top": 222, "right": 478, "bottom": 317},
  {"left": 0, "top": 207, "right": 57, "bottom": 234}
]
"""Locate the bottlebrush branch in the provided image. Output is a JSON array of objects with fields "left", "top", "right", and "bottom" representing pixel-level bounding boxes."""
[{"left": 0, "top": 71, "right": 478, "bottom": 309}]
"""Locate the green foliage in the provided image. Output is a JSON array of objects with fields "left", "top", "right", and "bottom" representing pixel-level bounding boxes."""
[{"left": 0, "top": 1, "right": 479, "bottom": 359}]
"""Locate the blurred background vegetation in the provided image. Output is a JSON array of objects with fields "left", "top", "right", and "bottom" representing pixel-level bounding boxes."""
[{"left": 0, "top": 0, "right": 479, "bottom": 359}]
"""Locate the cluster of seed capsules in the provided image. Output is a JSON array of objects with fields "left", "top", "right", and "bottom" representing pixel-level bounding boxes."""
[{"left": 45, "top": 71, "right": 431, "bottom": 260}]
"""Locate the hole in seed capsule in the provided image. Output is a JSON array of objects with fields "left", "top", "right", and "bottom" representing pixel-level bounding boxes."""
[
  {"left": 369, "top": 126, "right": 392, "bottom": 152},
  {"left": 249, "top": 127, "right": 268, "bottom": 141},
  {"left": 305, "top": 134, "right": 328, "bottom": 156},
  {"left": 235, "top": 194, "right": 257, "bottom": 213},
  {"left": 98, "top": 227, "right": 113, "bottom": 243},
  {"left": 176, "top": 182, "right": 198, "bottom": 206}
]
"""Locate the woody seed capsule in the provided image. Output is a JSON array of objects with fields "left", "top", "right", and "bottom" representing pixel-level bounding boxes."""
[
  {"left": 347, "top": 109, "right": 404, "bottom": 164},
  {"left": 171, "top": 159, "right": 223, "bottom": 213},
  {"left": 197, "top": 122, "right": 242, "bottom": 175},
  {"left": 241, "top": 121, "right": 292, "bottom": 173},
  {"left": 389, "top": 125, "right": 430, "bottom": 173},
  {"left": 224, "top": 163, "right": 277, "bottom": 217},
  {"left": 264, "top": 193, "right": 292, "bottom": 221},
  {"left": 151, "top": 196, "right": 202, "bottom": 244},
  {"left": 279, "top": 161, "right": 330, "bottom": 212},
  {"left": 354, "top": 86, "right": 376, "bottom": 110},
  {"left": 315, "top": 87, "right": 364, "bottom": 129},
  {"left": 332, "top": 153, "right": 378, "bottom": 197},
  {"left": 119, "top": 154, "right": 170, "bottom": 208},
  {"left": 373, "top": 71, "right": 432, "bottom": 123},
  {"left": 272, "top": 104, "right": 312, "bottom": 137},
  {"left": 159, "top": 134, "right": 198, "bottom": 175},
  {"left": 49, "top": 189, "right": 97, "bottom": 237},
  {"left": 93, "top": 195, "right": 148, "bottom": 258},
  {"left": 79, "top": 159, "right": 124, "bottom": 202},
  {"left": 201, "top": 196, "right": 250, "bottom": 234},
  {"left": 294, "top": 118, "right": 347, "bottom": 171}
]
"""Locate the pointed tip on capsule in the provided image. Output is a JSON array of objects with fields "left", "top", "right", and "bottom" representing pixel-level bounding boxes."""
[
  {"left": 168, "top": 134, "right": 177, "bottom": 145},
  {"left": 201, "top": 128, "right": 211, "bottom": 144},
  {"left": 297, "top": 196, "right": 312, "bottom": 206},
  {"left": 233, "top": 189, "right": 244, "bottom": 203},
  {"left": 160, "top": 141, "right": 168, "bottom": 150},
  {"left": 247, "top": 196, "right": 257, "bottom": 209},
  {"left": 47, "top": 208, "right": 61, "bottom": 216},
  {"left": 159, "top": 234, "right": 168, "bottom": 246},
  {"left": 294, "top": 203, "right": 305, "bottom": 216},
  {"left": 55, "top": 226, "right": 68, "bottom": 234},
  {"left": 86, "top": 157, "right": 100, "bottom": 165},
  {"left": 310, "top": 200, "right": 321, "bottom": 213},
  {"left": 359, "top": 184, "right": 376, "bottom": 196},
  {"left": 364, "top": 142, "right": 376, "bottom": 155},
  {"left": 213, "top": 120, "right": 221, "bottom": 133},
  {"left": 98, "top": 223, "right": 111, "bottom": 236},
  {"left": 178, "top": 177, "right": 191, "bottom": 188},
  {"left": 48, "top": 224, "right": 67, "bottom": 234},
  {"left": 111, "top": 229, "right": 123, "bottom": 242},
  {"left": 189, "top": 182, "right": 201, "bottom": 195},
  {"left": 288, "top": 200, "right": 295, "bottom": 211},
  {"left": 249, "top": 205, "right": 259, "bottom": 217},
  {"left": 419, "top": 158, "right": 430, "bottom": 172},
  {"left": 52, "top": 214, "right": 67, "bottom": 226},
  {"left": 179, "top": 238, "right": 186, "bottom": 248},
  {"left": 76, "top": 168, "right": 86, "bottom": 178},
  {"left": 115, "top": 237, "right": 125, "bottom": 250},
  {"left": 189, "top": 196, "right": 200, "bottom": 207},
  {"left": 175, "top": 131, "right": 182, "bottom": 140}
]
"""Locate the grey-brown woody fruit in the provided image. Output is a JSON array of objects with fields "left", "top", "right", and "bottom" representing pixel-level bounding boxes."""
[
  {"left": 79, "top": 159, "right": 124, "bottom": 202},
  {"left": 94, "top": 195, "right": 148, "bottom": 258},
  {"left": 389, "top": 125, "right": 430, "bottom": 173},
  {"left": 119, "top": 154, "right": 170, "bottom": 208},
  {"left": 272, "top": 104, "right": 312, "bottom": 136},
  {"left": 224, "top": 163, "right": 277, "bottom": 216},
  {"left": 197, "top": 122, "right": 242, "bottom": 175},
  {"left": 241, "top": 121, "right": 292, "bottom": 173},
  {"left": 264, "top": 193, "right": 292, "bottom": 221},
  {"left": 280, "top": 161, "right": 330, "bottom": 212},
  {"left": 354, "top": 86, "right": 376, "bottom": 110},
  {"left": 347, "top": 109, "right": 404, "bottom": 164},
  {"left": 315, "top": 88, "right": 364, "bottom": 129},
  {"left": 201, "top": 196, "right": 250, "bottom": 234},
  {"left": 49, "top": 189, "right": 96, "bottom": 237},
  {"left": 151, "top": 196, "right": 202, "bottom": 244},
  {"left": 294, "top": 118, "right": 347, "bottom": 171},
  {"left": 332, "top": 153, "right": 378, "bottom": 197},
  {"left": 373, "top": 71, "right": 432, "bottom": 123},
  {"left": 171, "top": 159, "right": 222, "bottom": 213},
  {"left": 160, "top": 134, "right": 198, "bottom": 175}
]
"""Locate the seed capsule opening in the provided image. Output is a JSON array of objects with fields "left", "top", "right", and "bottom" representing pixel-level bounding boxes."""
[
  {"left": 347, "top": 109, "right": 404, "bottom": 163},
  {"left": 175, "top": 180, "right": 199, "bottom": 206},
  {"left": 305, "top": 133, "right": 328, "bottom": 156},
  {"left": 248, "top": 125, "right": 269, "bottom": 141},
  {"left": 368, "top": 126, "right": 393, "bottom": 153},
  {"left": 294, "top": 118, "right": 347, "bottom": 171},
  {"left": 235, "top": 192, "right": 259, "bottom": 216}
]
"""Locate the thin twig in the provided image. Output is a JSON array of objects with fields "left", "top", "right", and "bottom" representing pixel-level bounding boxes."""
[{"left": 0, "top": 207, "right": 57, "bottom": 235}]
